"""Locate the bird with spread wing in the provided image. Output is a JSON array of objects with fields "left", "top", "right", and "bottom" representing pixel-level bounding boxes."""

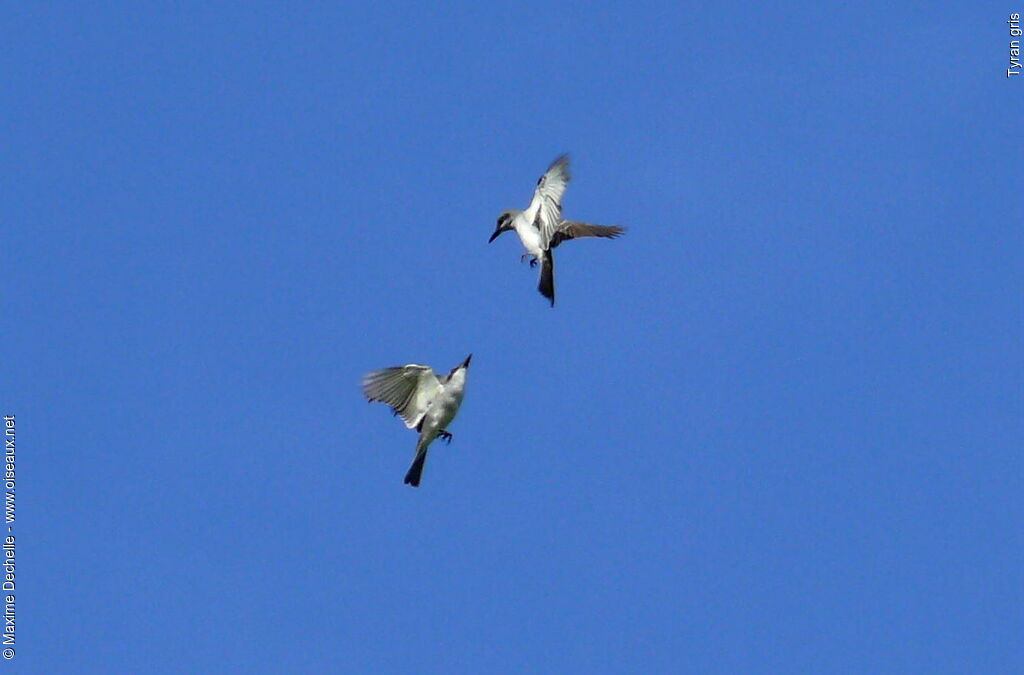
[
  {"left": 361, "top": 355, "right": 472, "bottom": 486},
  {"left": 488, "top": 154, "right": 626, "bottom": 306}
]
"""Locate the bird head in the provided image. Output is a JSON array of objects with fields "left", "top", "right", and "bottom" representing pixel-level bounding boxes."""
[
  {"left": 447, "top": 354, "right": 472, "bottom": 383},
  {"left": 488, "top": 211, "right": 517, "bottom": 243},
  {"left": 449, "top": 354, "right": 472, "bottom": 375}
]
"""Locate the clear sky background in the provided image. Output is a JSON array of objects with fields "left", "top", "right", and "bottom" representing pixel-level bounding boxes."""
[{"left": 6, "top": 2, "right": 1022, "bottom": 673}]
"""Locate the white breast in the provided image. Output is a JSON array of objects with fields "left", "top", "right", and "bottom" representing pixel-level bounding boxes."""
[{"left": 513, "top": 214, "right": 544, "bottom": 256}]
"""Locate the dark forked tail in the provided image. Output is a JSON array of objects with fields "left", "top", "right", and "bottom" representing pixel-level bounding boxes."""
[
  {"left": 404, "top": 444, "right": 428, "bottom": 487},
  {"left": 538, "top": 250, "right": 555, "bottom": 307}
]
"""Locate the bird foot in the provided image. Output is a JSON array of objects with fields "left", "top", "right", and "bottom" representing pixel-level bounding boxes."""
[
  {"left": 438, "top": 430, "right": 453, "bottom": 444},
  {"left": 529, "top": 257, "right": 538, "bottom": 269}
]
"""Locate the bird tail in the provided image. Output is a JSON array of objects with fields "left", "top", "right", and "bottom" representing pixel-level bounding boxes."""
[
  {"left": 538, "top": 250, "right": 555, "bottom": 307},
  {"left": 404, "top": 441, "right": 429, "bottom": 487}
]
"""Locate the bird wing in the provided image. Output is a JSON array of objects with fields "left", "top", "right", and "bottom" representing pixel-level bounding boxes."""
[
  {"left": 527, "top": 155, "right": 571, "bottom": 249},
  {"left": 362, "top": 365, "right": 441, "bottom": 430},
  {"left": 550, "top": 221, "right": 626, "bottom": 248}
]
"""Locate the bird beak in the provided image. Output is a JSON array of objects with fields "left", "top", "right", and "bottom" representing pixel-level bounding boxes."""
[
  {"left": 462, "top": 354, "right": 473, "bottom": 368},
  {"left": 488, "top": 228, "right": 502, "bottom": 243}
]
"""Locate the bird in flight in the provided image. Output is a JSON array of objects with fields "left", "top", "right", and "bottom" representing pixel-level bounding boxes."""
[
  {"left": 361, "top": 354, "right": 472, "bottom": 487},
  {"left": 488, "top": 154, "right": 625, "bottom": 306}
]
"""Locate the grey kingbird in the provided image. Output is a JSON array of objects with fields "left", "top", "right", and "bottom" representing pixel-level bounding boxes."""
[
  {"left": 488, "top": 154, "right": 625, "bottom": 306},
  {"left": 361, "top": 354, "right": 472, "bottom": 487}
]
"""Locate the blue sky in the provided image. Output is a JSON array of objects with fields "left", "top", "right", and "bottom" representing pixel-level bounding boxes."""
[{"left": 7, "top": 2, "right": 1022, "bottom": 672}]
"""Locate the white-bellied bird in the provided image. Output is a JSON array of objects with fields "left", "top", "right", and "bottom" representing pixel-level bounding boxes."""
[
  {"left": 361, "top": 354, "right": 472, "bottom": 487},
  {"left": 488, "top": 154, "right": 625, "bottom": 306}
]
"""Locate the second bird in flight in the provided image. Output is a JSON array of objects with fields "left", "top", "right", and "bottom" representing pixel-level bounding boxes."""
[{"left": 489, "top": 154, "right": 626, "bottom": 307}]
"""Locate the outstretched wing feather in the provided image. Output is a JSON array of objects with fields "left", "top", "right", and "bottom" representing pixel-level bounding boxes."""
[
  {"left": 550, "top": 221, "right": 626, "bottom": 248},
  {"left": 361, "top": 365, "right": 441, "bottom": 429},
  {"left": 527, "top": 155, "right": 572, "bottom": 248}
]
